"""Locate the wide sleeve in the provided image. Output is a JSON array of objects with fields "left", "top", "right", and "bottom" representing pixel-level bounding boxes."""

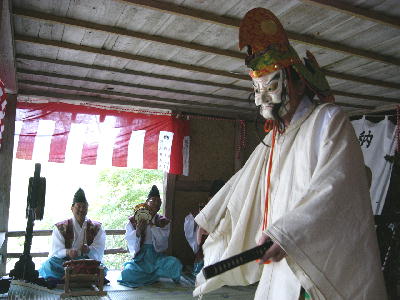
[
  {"left": 88, "top": 225, "right": 106, "bottom": 261},
  {"left": 125, "top": 221, "right": 141, "bottom": 256},
  {"left": 184, "top": 214, "right": 199, "bottom": 253},
  {"left": 151, "top": 223, "right": 170, "bottom": 252},
  {"left": 266, "top": 109, "right": 387, "bottom": 299},
  {"left": 49, "top": 227, "right": 67, "bottom": 258}
]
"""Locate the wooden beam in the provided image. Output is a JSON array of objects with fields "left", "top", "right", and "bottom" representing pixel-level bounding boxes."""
[
  {"left": 332, "top": 90, "right": 400, "bottom": 104},
  {"left": 335, "top": 102, "right": 372, "bottom": 110},
  {"left": 0, "top": 0, "right": 17, "bottom": 93},
  {"left": 300, "top": 0, "right": 400, "bottom": 30},
  {"left": 6, "top": 229, "right": 125, "bottom": 237},
  {"left": 175, "top": 180, "right": 214, "bottom": 192},
  {"left": 164, "top": 173, "right": 176, "bottom": 256},
  {"left": 15, "top": 35, "right": 248, "bottom": 80},
  {"left": 7, "top": 248, "right": 128, "bottom": 258},
  {"left": 323, "top": 70, "right": 400, "bottom": 90},
  {"left": 18, "top": 78, "right": 375, "bottom": 111},
  {"left": 119, "top": 0, "right": 239, "bottom": 27},
  {"left": 118, "top": 0, "right": 400, "bottom": 67},
  {"left": 347, "top": 103, "right": 400, "bottom": 117},
  {"left": 18, "top": 89, "right": 255, "bottom": 120},
  {"left": 17, "top": 68, "right": 248, "bottom": 103},
  {"left": 288, "top": 32, "right": 400, "bottom": 67},
  {"left": 0, "top": 94, "right": 16, "bottom": 275},
  {"left": 14, "top": 9, "right": 400, "bottom": 78},
  {"left": 17, "top": 54, "right": 399, "bottom": 94},
  {"left": 18, "top": 79, "right": 254, "bottom": 113},
  {"left": 16, "top": 54, "right": 250, "bottom": 92},
  {"left": 104, "top": 248, "right": 128, "bottom": 255},
  {"left": 13, "top": 8, "right": 244, "bottom": 60}
]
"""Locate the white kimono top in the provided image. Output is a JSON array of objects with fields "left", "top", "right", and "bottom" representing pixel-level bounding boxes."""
[
  {"left": 50, "top": 216, "right": 106, "bottom": 262},
  {"left": 125, "top": 214, "right": 170, "bottom": 257},
  {"left": 194, "top": 99, "right": 387, "bottom": 300}
]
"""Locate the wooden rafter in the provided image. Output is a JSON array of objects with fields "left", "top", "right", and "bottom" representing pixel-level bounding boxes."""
[
  {"left": 118, "top": 0, "right": 239, "bottom": 27},
  {"left": 17, "top": 68, "right": 383, "bottom": 109},
  {"left": 332, "top": 90, "right": 400, "bottom": 104},
  {"left": 18, "top": 79, "right": 255, "bottom": 112},
  {"left": 15, "top": 35, "right": 248, "bottom": 80},
  {"left": 118, "top": 0, "right": 400, "bottom": 67},
  {"left": 17, "top": 68, "right": 248, "bottom": 103},
  {"left": 18, "top": 89, "right": 254, "bottom": 119},
  {"left": 300, "top": 0, "right": 400, "bottom": 30},
  {"left": 16, "top": 54, "right": 249, "bottom": 92},
  {"left": 18, "top": 77, "right": 375, "bottom": 110},
  {"left": 13, "top": 8, "right": 244, "bottom": 59},
  {"left": 15, "top": 58, "right": 395, "bottom": 108},
  {"left": 348, "top": 103, "right": 400, "bottom": 116},
  {"left": 323, "top": 70, "right": 400, "bottom": 91},
  {"left": 16, "top": 54, "right": 399, "bottom": 94},
  {"left": 13, "top": 9, "right": 400, "bottom": 85},
  {"left": 0, "top": 0, "right": 17, "bottom": 93}
]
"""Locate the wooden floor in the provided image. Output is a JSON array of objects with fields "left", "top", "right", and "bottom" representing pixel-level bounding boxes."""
[{"left": 2, "top": 270, "right": 257, "bottom": 299}]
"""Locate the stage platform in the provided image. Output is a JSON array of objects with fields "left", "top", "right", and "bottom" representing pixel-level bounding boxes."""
[{"left": 1, "top": 270, "right": 257, "bottom": 299}]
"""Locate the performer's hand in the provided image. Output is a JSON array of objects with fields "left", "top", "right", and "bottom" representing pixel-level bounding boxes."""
[
  {"left": 81, "top": 244, "right": 90, "bottom": 254},
  {"left": 197, "top": 227, "right": 208, "bottom": 245},
  {"left": 67, "top": 249, "right": 78, "bottom": 258},
  {"left": 136, "top": 219, "right": 147, "bottom": 237},
  {"left": 258, "top": 233, "right": 286, "bottom": 263}
]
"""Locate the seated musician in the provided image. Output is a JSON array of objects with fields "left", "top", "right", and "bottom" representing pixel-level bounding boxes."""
[
  {"left": 39, "top": 188, "right": 106, "bottom": 281},
  {"left": 118, "top": 185, "right": 182, "bottom": 288},
  {"left": 184, "top": 180, "right": 225, "bottom": 276}
]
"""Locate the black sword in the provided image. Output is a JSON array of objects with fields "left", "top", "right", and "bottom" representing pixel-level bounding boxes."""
[{"left": 202, "top": 240, "right": 273, "bottom": 279}]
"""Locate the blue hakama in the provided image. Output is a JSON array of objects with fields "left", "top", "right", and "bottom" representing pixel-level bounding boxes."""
[{"left": 118, "top": 244, "right": 182, "bottom": 288}]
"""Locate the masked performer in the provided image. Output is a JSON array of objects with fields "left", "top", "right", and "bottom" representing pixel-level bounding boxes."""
[
  {"left": 118, "top": 185, "right": 182, "bottom": 288},
  {"left": 194, "top": 8, "right": 387, "bottom": 300},
  {"left": 184, "top": 180, "right": 225, "bottom": 276},
  {"left": 39, "top": 188, "right": 106, "bottom": 281}
]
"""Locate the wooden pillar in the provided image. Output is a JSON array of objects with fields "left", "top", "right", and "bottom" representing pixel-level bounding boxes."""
[
  {"left": 163, "top": 173, "right": 176, "bottom": 256},
  {"left": 0, "top": 94, "right": 17, "bottom": 275}
]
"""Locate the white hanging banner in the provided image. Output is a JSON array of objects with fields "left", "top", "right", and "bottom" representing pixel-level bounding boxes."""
[{"left": 352, "top": 116, "right": 396, "bottom": 215}]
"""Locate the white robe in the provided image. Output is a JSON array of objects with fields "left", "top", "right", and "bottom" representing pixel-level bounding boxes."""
[
  {"left": 50, "top": 216, "right": 106, "bottom": 262},
  {"left": 194, "top": 100, "right": 387, "bottom": 300},
  {"left": 125, "top": 215, "right": 170, "bottom": 257}
]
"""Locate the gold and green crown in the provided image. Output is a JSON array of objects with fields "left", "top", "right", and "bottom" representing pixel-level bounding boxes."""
[{"left": 239, "top": 8, "right": 334, "bottom": 102}]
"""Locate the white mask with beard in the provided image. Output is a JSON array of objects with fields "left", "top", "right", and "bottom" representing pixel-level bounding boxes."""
[{"left": 252, "top": 69, "right": 290, "bottom": 120}]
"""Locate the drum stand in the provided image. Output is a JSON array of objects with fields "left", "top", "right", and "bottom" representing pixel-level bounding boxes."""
[{"left": 61, "top": 265, "right": 107, "bottom": 298}]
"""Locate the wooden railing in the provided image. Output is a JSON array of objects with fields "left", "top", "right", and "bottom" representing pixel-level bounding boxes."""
[{"left": 6, "top": 230, "right": 128, "bottom": 258}]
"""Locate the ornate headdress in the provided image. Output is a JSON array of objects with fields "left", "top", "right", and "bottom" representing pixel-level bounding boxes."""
[{"left": 239, "top": 8, "right": 334, "bottom": 102}]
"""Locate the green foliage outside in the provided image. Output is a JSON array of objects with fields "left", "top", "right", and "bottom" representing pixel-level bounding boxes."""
[{"left": 93, "top": 168, "right": 164, "bottom": 270}]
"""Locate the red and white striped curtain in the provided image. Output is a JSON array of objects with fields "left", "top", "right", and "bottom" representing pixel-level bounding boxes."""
[
  {"left": 0, "top": 80, "right": 7, "bottom": 149},
  {"left": 14, "top": 102, "right": 190, "bottom": 175}
]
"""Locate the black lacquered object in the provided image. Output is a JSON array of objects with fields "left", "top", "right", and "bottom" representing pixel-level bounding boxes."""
[{"left": 202, "top": 241, "right": 273, "bottom": 279}]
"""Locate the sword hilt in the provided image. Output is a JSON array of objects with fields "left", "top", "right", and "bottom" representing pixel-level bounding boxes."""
[{"left": 202, "top": 241, "right": 273, "bottom": 279}]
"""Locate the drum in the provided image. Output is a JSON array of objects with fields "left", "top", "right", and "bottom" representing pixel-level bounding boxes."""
[{"left": 62, "top": 259, "right": 100, "bottom": 275}]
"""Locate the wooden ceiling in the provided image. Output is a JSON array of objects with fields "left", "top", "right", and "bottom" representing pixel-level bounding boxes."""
[{"left": 1, "top": 0, "right": 399, "bottom": 119}]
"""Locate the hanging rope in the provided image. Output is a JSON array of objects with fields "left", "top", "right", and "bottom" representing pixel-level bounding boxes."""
[{"left": 235, "top": 120, "right": 247, "bottom": 159}]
